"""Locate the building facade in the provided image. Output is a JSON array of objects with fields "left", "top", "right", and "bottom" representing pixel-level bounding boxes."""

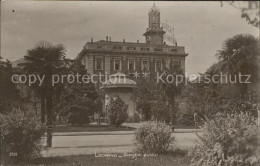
[
  {"left": 76, "top": 5, "right": 188, "bottom": 122},
  {"left": 77, "top": 5, "right": 188, "bottom": 77}
]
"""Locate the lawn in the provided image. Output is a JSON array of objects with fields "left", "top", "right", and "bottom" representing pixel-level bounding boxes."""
[
  {"left": 26, "top": 153, "right": 191, "bottom": 166},
  {"left": 53, "top": 125, "right": 135, "bottom": 132}
]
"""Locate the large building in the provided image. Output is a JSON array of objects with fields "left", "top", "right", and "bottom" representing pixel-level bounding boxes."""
[
  {"left": 77, "top": 5, "right": 188, "bottom": 77},
  {"left": 76, "top": 4, "right": 189, "bottom": 122}
]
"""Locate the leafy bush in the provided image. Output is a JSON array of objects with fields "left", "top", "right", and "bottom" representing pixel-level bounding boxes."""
[
  {"left": 176, "top": 108, "right": 195, "bottom": 126},
  {"left": 134, "top": 122, "right": 175, "bottom": 154},
  {"left": 189, "top": 112, "right": 259, "bottom": 166},
  {"left": 222, "top": 92, "right": 258, "bottom": 118},
  {"left": 134, "top": 112, "right": 141, "bottom": 122},
  {"left": 67, "top": 105, "right": 90, "bottom": 126},
  {"left": 107, "top": 96, "right": 128, "bottom": 126},
  {"left": 151, "top": 100, "right": 172, "bottom": 124},
  {"left": 0, "top": 110, "right": 45, "bottom": 164},
  {"left": 140, "top": 102, "right": 152, "bottom": 121},
  {"left": 56, "top": 79, "right": 100, "bottom": 125}
]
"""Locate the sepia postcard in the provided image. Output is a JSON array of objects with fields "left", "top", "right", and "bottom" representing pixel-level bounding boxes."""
[{"left": 0, "top": 1, "right": 259, "bottom": 166}]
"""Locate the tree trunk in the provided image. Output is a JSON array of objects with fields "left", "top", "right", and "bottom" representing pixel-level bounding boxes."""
[
  {"left": 41, "top": 98, "right": 46, "bottom": 124},
  {"left": 170, "top": 97, "right": 176, "bottom": 125},
  {"left": 98, "top": 112, "right": 100, "bottom": 125},
  {"left": 46, "top": 93, "right": 53, "bottom": 147}
]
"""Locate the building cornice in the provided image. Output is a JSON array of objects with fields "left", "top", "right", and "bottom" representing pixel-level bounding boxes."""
[{"left": 83, "top": 49, "right": 188, "bottom": 58}]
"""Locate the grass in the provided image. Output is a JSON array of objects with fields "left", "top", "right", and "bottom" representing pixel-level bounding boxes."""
[
  {"left": 53, "top": 124, "right": 135, "bottom": 132},
  {"left": 24, "top": 153, "right": 191, "bottom": 166}
]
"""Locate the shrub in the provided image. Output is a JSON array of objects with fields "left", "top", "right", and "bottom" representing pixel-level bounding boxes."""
[
  {"left": 0, "top": 110, "right": 45, "bottom": 164},
  {"left": 140, "top": 102, "right": 152, "bottom": 121},
  {"left": 134, "top": 122, "right": 175, "bottom": 154},
  {"left": 134, "top": 112, "right": 141, "bottom": 122},
  {"left": 152, "top": 100, "right": 171, "bottom": 124},
  {"left": 107, "top": 96, "right": 128, "bottom": 126},
  {"left": 189, "top": 112, "right": 259, "bottom": 166},
  {"left": 177, "top": 109, "right": 195, "bottom": 126},
  {"left": 222, "top": 93, "right": 258, "bottom": 118},
  {"left": 67, "top": 105, "right": 90, "bottom": 126},
  {"left": 67, "top": 112, "right": 90, "bottom": 126}
]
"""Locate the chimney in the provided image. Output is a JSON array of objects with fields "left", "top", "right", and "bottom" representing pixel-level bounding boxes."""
[
  {"left": 106, "top": 36, "right": 108, "bottom": 42},
  {"left": 137, "top": 40, "right": 139, "bottom": 43},
  {"left": 123, "top": 39, "right": 125, "bottom": 43},
  {"left": 109, "top": 37, "right": 111, "bottom": 42},
  {"left": 91, "top": 38, "right": 93, "bottom": 42}
]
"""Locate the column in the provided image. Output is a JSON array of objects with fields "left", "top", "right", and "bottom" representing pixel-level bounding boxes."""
[{"left": 105, "top": 56, "right": 111, "bottom": 75}]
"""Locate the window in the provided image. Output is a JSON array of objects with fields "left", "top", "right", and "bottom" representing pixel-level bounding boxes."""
[
  {"left": 113, "top": 46, "right": 122, "bottom": 50},
  {"left": 141, "top": 48, "right": 150, "bottom": 51},
  {"left": 95, "top": 58, "right": 103, "bottom": 70},
  {"left": 141, "top": 60, "right": 149, "bottom": 71},
  {"left": 155, "top": 60, "right": 162, "bottom": 72},
  {"left": 127, "top": 47, "right": 136, "bottom": 51},
  {"left": 97, "top": 45, "right": 102, "bottom": 49},
  {"left": 172, "top": 60, "right": 181, "bottom": 67},
  {"left": 154, "top": 48, "right": 163, "bottom": 52},
  {"left": 128, "top": 60, "right": 135, "bottom": 70},
  {"left": 114, "top": 59, "right": 121, "bottom": 71},
  {"left": 171, "top": 48, "right": 177, "bottom": 52}
]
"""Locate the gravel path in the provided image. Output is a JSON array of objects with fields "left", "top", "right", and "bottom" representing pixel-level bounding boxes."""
[{"left": 42, "top": 132, "right": 199, "bottom": 157}]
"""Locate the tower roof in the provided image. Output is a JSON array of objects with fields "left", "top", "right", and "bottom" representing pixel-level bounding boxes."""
[{"left": 149, "top": 3, "right": 160, "bottom": 13}]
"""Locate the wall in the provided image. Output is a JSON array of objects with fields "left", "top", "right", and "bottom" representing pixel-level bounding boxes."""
[{"left": 84, "top": 53, "right": 185, "bottom": 76}]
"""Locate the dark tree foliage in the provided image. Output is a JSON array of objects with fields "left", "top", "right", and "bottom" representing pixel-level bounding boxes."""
[
  {"left": 0, "top": 110, "right": 44, "bottom": 164},
  {"left": 151, "top": 100, "right": 172, "bottom": 124},
  {"left": 216, "top": 34, "right": 258, "bottom": 95},
  {"left": 19, "top": 41, "right": 68, "bottom": 147},
  {"left": 179, "top": 33, "right": 259, "bottom": 125},
  {"left": 55, "top": 63, "right": 101, "bottom": 126},
  {"left": 132, "top": 77, "right": 159, "bottom": 121},
  {"left": 141, "top": 102, "right": 152, "bottom": 121},
  {"left": 216, "top": 34, "right": 258, "bottom": 77},
  {"left": 0, "top": 57, "right": 19, "bottom": 113},
  {"left": 132, "top": 65, "right": 184, "bottom": 125},
  {"left": 107, "top": 96, "right": 128, "bottom": 126},
  {"left": 159, "top": 64, "right": 185, "bottom": 124}
]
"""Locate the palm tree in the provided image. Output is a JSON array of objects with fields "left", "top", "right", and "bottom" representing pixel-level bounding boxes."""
[
  {"left": 20, "top": 41, "right": 67, "bottom": 147},
  {"left": 216, "top": 34, "right": 258, "bottom": 95}
]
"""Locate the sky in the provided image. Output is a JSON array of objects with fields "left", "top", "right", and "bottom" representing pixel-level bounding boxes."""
[{"left": 1, "top": 1, "right": 259, "bottom": 76}]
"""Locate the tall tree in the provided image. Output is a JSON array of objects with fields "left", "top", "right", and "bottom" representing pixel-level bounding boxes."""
[
  {"left": 216, "top": 34, "right": 258, "bottom": 95},
  {"left": 132, "top": 77, "right": 159, "bottom": 121},
  {"left": 159, "top": 64, "right": 185, "bottom": 125},
  {"left": 0, "top": 57, "right": 19, "bottom": 113},
  {"left": 19, "top": 41, "right": 67, "bottom": 147},
  {"left": 132, "top": 64, "right": 185, "bottom": 124},
  {"left": 55, "top": 63, "right": 100, "bottom": 125}
]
